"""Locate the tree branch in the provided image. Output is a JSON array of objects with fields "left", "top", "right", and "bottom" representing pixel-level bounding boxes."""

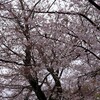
[
  {"left": 2, "top": 43, "right": 22, "bottom": 58},
  {"left": 0, "top": 59, "right": 23, "bottom": 65},
  {"left": 33, "top": 11, "right": 100, "bottom": 30},
  {"left": 78, "top": 68, "right": 100, "bottom": 79},
  {"left": 88, "top": 0, "right": 100, "bottom": 10},
  {"left": 76, "top": 45, "right": 100, "bottom": 60},
  {"left": 40, "top": 73, "right": 51, "bottom": 87},
  {"left": 28, "top": 0, "right": 41, "bottom": 18},
  {"left": 19, "top": 0, "right": 25, "bottom": 10},
  {"left": 47, "top": 0, "right": 56, "bottom": 11}
]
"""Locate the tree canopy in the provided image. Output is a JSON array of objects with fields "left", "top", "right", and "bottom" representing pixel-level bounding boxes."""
[{"left": 0, "top": 0, "right": 100, "bottom": 100}]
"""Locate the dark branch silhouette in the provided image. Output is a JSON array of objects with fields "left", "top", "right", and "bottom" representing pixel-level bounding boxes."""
[{"left": 88, "top": 0, "right": 100, "bottom": 10}]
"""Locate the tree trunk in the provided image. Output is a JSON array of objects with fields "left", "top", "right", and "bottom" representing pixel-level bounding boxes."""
[{"left": 23, "top": 44, "right": 47, "bottom": 100}]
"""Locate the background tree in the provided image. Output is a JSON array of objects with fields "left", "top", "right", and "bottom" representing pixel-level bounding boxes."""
[{"left": 0, "top": 0, "right": 100, "bottom": 100}]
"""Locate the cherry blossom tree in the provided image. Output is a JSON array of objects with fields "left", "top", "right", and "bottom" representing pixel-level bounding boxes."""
[{"left": 0, "top": 0, "right": 100, "bottom": 100}]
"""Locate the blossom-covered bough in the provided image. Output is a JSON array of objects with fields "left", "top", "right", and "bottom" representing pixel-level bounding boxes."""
[{"left": 0, "top": 0, "right": 100, "bottom": 100}]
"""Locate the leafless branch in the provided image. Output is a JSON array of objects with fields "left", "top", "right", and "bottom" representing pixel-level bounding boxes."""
[
  {"left": 88, "top": 0, "right": 100, "bottom": 10},
  {"left": 0, "top": 59, "right": 23, "bottom": 65},
  {"left": 40, "top": 73, "right": 51, "bottom": 87},
  {"left": 76, "top": 45, "right": 100, "bottom": 60}
]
